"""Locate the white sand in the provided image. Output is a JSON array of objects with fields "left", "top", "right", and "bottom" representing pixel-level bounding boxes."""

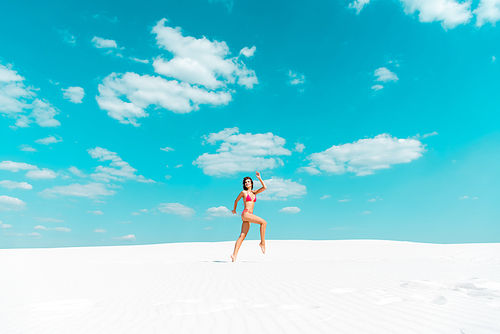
[{"left": 1, "top": 240, "right": 499, "bottom": 333}]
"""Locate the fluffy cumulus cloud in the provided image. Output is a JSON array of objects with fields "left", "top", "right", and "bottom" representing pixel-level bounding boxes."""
[
  {"left": 0, "top": 195, "right": 27, "bottom": 211},
  {"left": 374, "top": 67, "right": 398, "bottom": 82},
  {"left": 0, "top": 62, "right": 60, "bottom": 128},
  {"left": 206, "top": 206, "right": 233, "bottom": 217},
  {"left": 39, "top": 182, "right": 116, "bottom": 198},
  {"left": 240, "top": 46, "right": 256, "bottom": 57},
  {"left": 279, "top": 206, "right": 301, "bottom": 214},
  {"left": 349, "top": 0, "right": 475, "bottom": 29},
  {"left": 35, "top": 135, "right": 62, "bottom": 145},
  {"left": 0, "top": 221, "right": 12, "bottom": 228},
  {"left": 88, "top": 147, "right": 155, "bottom": 183},
  {"left": 159, "top": 203, "right": 195, "bottom": 218},
  {"left": 372, "top": 84, "right": 384, "bottom": 91},
  {"left": 193, "top": 127, "right": 291, "bottom": 176},
  {"left": 474, "top": 0, "right": 500, "bottom": 26},
  {"left": 300, "top": 134, "right": 425, "bottom": 176},
  {"left": 62, "top": 86, "right": 85, "bottom": 103},
  {"left": 96, "top": 19, "right": 257, "bottom": 126},
  {"left": 25, "top": 168, "right": 58, "bottom": 180},
  {"left": 0, "top": 161, "right": 38, "bottom": 172},
  {"left": 0, "top": 180, "right": 33, "bottom": 190},
  {"left": 258, "top": 177, "right": 307, "bottom": 201},
  {"left": 286, "top": 70, "right": 305, "bottom": 86},
  {"left": 18, "top": 144, "right": 36, "bottom": 152},
  {"left": 91, "top": 36, "right": 118, "bottom": 49}
]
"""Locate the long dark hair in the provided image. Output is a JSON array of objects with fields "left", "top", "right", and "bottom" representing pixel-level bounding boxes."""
[{"left": 242, "top": 176, "right": 253, "bottom": 190}]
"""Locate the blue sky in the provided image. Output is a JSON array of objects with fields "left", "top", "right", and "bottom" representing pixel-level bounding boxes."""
[{"left": 1, "top": 0, "right": 499, "bottom": 248}]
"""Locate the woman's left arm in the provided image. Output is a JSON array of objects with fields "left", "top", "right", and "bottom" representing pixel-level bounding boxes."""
[{"left": 253, "top": 171, "right": 267, "bottom": 195}]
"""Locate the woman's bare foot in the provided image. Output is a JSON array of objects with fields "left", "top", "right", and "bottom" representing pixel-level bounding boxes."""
[
  {"left": 259, "top": 243, "right": 266, "bottom": 254},
  {"left": 230, "top": 254, "right": 236, "bottom": 262}
]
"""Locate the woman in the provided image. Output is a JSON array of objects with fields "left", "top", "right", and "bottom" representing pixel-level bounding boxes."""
[{"left": 231, "top": 171, "right": 267, "bottom": 262}]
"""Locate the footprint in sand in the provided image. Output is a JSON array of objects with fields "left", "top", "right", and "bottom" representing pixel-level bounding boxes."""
[
  {"left": 367, "top": 290, "right": 403, "bottom": 305},
  {"left": 407, "top": 294, "right": 448, "bottom": 305}
]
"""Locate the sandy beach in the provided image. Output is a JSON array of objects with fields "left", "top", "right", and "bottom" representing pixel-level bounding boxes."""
[{"left": 1, "top": 240, "right": 499, "bottom": 333}]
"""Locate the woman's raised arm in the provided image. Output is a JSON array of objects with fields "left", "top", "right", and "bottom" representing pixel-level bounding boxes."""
[{"left": 253, "top": 171, "right": 267, "bottom": 195}]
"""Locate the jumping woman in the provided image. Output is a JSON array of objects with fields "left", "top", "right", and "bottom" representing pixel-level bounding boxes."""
[{"left": 231, "top": 171, "right": 267, "bottom": 262}]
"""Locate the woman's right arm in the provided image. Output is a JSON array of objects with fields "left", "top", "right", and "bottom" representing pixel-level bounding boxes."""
[{"left": 232, "top": 191, "right": 244, "bottom": 214}]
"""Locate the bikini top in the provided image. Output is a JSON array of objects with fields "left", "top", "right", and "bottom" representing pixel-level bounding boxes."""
[{"left": 245, "top": 192, "right": 257, "bottom": 202}]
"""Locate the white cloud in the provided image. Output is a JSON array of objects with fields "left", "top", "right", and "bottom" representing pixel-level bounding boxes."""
[
  {"left": 53, "top": 227, "right": 71, "bottom": 232},
  {"left": 152, "top": 19, "right": 257, "bottom": 89},
  {"left": 459, "top": 195, "right": 469, "bottom": 200},
  {"left": 62, "top": 86, "right": 85, "bottom": 103},
  {"left": 339, "top": 199, "right": 351, "bottom": 202},
  {"left": 279, "top": 206, "right": 301, "bottom": 214},
  {"left": 349, "top": 0, "right": 371, "bottom": 13},
  {"left": 422, "top": 131, "right": 438, "bottom": 138},
  {"left": 474, "top": 0, "right": 500, "bottom": 26},
  {"left": 158, "top": 203, "right": 195, "bottom": 218},
  {"left": 493, "top": 56, "right": 497, "bottom": 62},
  {"left": 193, "top": 127, "right": 291, "bottom": 176},
  {"left": 0, "top": 63, "right": 60, "bottom": 128},
  {"left": 112, "top": 234, "right": 136, "bottom": 241},
  {"left": 349, "top": 0, "right": 473, "bottom": 29},
  {"left": 140, "top": 209, "right": 148, "bottom": 213},
  {"left": 300, "top": 134, "right": 425, "bottom": 176},
  {"left": 320, "top": 195, "right": 331, "bottom": 200},
  {"left": 88, "top": 210, "right": 104, "bottom": 215},
  {"left": 56, "top": 29, "right": 76, "bottom": 46},
  {"left": 39, "top": 182, "right": 116, "bottom": 198},
  {"left": 0, "top": 221, "right": 12, "bottom": 229},
  {"left": 92, "top": 36, "right": 118, "bottom": 49},
  {"left": 165, "top": 175, "right": 172, "bottom": 180},
  {"left": 130, "top": 57, "right": 149, "bottom": 64},
  {"left": 34, "top": 217, "right": 65, "bottom": 223},
  {"left": 94, "top": 228, "right": 106, "bottom": 233},
  {"left": 88, "top": 147, "right": 155, "bottom": 183},
  {"left": 368, "top": 196, "right": 382, "bottom": 202},
  {"left": 0, "top": 195, "right": 26, "bottom": 211},
  {"left": 374, "top": 67, "right": 398, "bottom": 82},
  {"left": 160, "top": 147, "right": 174, "bottom": 152},
  {"left": 18, "top": 144, "right": 36, "bottom": 152},
  {"left": 0, "top": 161, "right": 38, "bottom": 172},
  {"left": 34, "top": 225, "right": 49, "bottom": 230},
  {"left": 362, "top": 211, "right": 371, "bottom": 215},
  {"left": 96, "top": 19, "right": 257, "bottom": 126},
  {"left": 26, "top": 168, "right": 58, "bottom": 180},
  {"left": 400, "top": 0, "right": 473, "bottom": 29},
  {"left": 68, "top": 166, "right": 86, "bottom": 178},
  {"left": 294, "top": 143, "right": 305, "bottom": 153},
  {"left": 286, "top": 70, "right": 305, "bottom": 85},
  {"left": 206, "top": 206, "right": 233, "bottom": 217},
  {"left": 96, "top": 72, "right": 232, "bottom": 126},
  {"left": 0, "top": 180, "right": 32, "bottom": 190},
  {"left": 240, "top": 46, "right": 256, "bottom": 57},
  {"left": 27, "top": 232, "right": 42, "bottom": 237},
  {"left": 372, "top": 84, "right": 384, "bottom": 91},
  {"left": 258, "top": 177, "right": 307, "bottom": 201},
  {"left": 35, "top": 135, "right": 62, "bottom": 145}
]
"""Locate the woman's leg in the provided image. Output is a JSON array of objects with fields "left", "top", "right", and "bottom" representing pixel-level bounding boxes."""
[
  {"left": 231, "top": 221, "right": 250, "bottom": 262},
  {"left": 241, "top": 212, "right": 267, "bottom": 254}
]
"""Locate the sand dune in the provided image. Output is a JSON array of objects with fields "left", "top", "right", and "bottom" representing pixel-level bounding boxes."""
[{"left": 1, "top": 240, "right": 499, "bottom": 333}]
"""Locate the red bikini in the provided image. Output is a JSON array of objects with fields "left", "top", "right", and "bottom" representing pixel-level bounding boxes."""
[{"left": 242, "top": 192, "right": 256, "bottom": 216}]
